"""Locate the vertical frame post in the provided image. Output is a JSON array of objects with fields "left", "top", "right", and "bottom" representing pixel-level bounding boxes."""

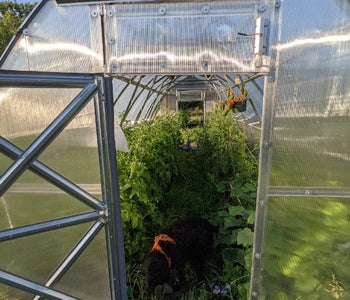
[
  {"left": 96, "top": 76, "right": 128, "bottom": 300},
  {"left": 249, "top": 3, "right": 281, "bottom": 299}
]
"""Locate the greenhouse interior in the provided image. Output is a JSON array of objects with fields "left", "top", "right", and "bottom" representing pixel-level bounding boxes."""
[{"left": 0, "top": 0, "right": 349, "bottom": 299}]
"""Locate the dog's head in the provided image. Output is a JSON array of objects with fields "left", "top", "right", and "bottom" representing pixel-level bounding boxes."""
[{"left": 143, "top": 251, "right": 170, "bottom": 294}]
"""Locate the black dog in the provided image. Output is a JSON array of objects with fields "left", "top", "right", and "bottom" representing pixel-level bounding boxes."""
[{"left": 143, "top": 217, "right": 216, "bottom": 294}]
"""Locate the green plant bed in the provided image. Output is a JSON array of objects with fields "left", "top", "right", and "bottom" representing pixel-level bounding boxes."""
[{"left": 118, "top": 110, "right": 259, "bottom": 299}]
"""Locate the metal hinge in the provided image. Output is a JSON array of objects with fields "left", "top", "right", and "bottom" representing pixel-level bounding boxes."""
[{"left": 254, "top": 17, "right": 269, "bottom": 55}]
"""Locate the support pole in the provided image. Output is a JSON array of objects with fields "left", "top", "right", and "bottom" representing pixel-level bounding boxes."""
[{"left": 101, "top": 76, "right": 128, "bottom": 300}]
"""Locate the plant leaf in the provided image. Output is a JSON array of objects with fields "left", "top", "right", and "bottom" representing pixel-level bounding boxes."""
[{"left": 237, "top": 228, "right": 254, "bottom": 247}]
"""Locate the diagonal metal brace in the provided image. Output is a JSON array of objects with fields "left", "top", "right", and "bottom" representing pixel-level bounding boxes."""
[
  {"left": 0, "top": 83, "right": 98, "bottom": 197},
  {"left": 0, "top": 137, "right": 103, "bottom": 211},
  {"left": 0, "top": 269, "right": 79, "bottom": 300},
  {"left": 32, "top": 220, "right": 104, "bottom": 300},
  {"left": 0, "top": 211, "right": 101, "bottom": 242}
]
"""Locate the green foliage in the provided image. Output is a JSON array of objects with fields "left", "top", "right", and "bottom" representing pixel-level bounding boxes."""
[
  {"left": 0, "top": 1, "right": 36, "bottom": 56},
  {"left": 263, "top": 197, "right": 350, "bottom": 299},
  {"left": 117, "top": 115, "right": 183, "bottom": 260},
  {"left": 117, "top": 110, "right": 259, "bottom": 299},
  {"left": 211, "top": 205, "right": 255, "bottom": 299}
]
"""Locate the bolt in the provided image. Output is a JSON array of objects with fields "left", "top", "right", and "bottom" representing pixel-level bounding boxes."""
[
  {"left": 201, "top": 5, "right": 209, "bottom": 14},
  {"left": 263, "top": 141, "right": 271, "bottom": 148},
  {"left": 255, "top": 252, "right": 263, "bottom": 259},
  {"left": 108, "top": 37, "right": 115, "bottom": 44},
  {"left": 275, "top": 0, "right": 281, "bottom": 8},
  {"left": 23, "top": 29, "right": 30, "bottom": 36},
  {"left": 160, "top": 62, "right": 167, "bottom": 68},
  {"left": 107, "top": 9, "right": 114, "bottom": 17},
  {"left": 268, "top": 75, "right": 275, "bottom": 82},
  {"left": 251, "top": 291, "right": 259, "bottom": 297},
  {"left": 305, "top": 189, "right": 313, "bottom": 195},
  {"left": 260, "top": 200, "right": 267, "bottom": 206},
  {"left": 111, "top": 64, "right": 118, "bottom": 70},
  {"left": 91, "top": 10, "right": 98, "bottom": 18},
  {"left": 257, "top": 3, "right": 266, "bottom": 12},
  {"left": 159, "top": 7, "right": 166, "bottom": 15},
  {"left": 202, "top": 61, "right": 209, "bottom": 69}
]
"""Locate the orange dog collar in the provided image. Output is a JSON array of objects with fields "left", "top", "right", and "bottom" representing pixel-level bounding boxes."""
[{"left": 151, "top": 234, "right": 176, "bottom": 268}]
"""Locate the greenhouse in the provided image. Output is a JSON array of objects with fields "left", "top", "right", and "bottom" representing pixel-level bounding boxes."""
[{"left": 0, "top": 0, "right": 349, "bottom": 299}]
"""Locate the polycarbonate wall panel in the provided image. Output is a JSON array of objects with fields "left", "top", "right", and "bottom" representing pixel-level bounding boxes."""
[
  {"left": 0, "top": 223, "right": 92, "bottom": 299},
  {"left": 270, "top": 0, "right": 350, "bottom": 187},
  {"left": 0, "top": 87, "right": 81, "bottom": 147},
  {"left": 254, "top": 1, "right": 350, "bottom": 299},
  {"left": 1, "top": 0, "right": 103, "bottom": 72},
  {"left": 262, "top": 197, "right": 350, "bottom": 299},
  {"left": 55, "top": 230, "right": 111, "bottom": 300},
  {"left": 1, "top": 171, "right": 92, "bottom": 231},
  {"left": 105, "top": 1, "right": 271, "bottom": 74}
]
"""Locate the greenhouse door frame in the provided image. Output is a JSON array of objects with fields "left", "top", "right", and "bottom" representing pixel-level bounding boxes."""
[{"left": 0, "top": 72, "right": 127, "bottom": 300}]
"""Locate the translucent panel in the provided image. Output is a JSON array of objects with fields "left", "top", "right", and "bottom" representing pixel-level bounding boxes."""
[
  {"left": 270, "top": 0, "right": 350, "bottom": 187},
  {"left": 37, "top": 100, "right": 102, "bottom": 193},
  {"left": 0, "top": 223, "right": 92, "bottom": 299},
  {"left": 137, "top": 93, "right": 160, "bottom": 121},
  {"left": 105, "top": 1, "right": 271, "bottom": 74},
  {"left": 55, "top": 230, "right": 111, "bottom": 300},
  {"left": 0, "top": 284, "right": 34, "bottom": 300},
  {"left": 0, "top": 155, "right": 12, "bottom": 177},
  {"left": 1, "top": 170, "right": 92, "bottom": 231},
  {"left": 0, "top": 87, "right": 81, "bottom": 148},
  {"left": 1, "top": 1, "right": 103, "bottom": 72},
  {"left": 262, "top": 197, "right": 350, "bottom": 299}
]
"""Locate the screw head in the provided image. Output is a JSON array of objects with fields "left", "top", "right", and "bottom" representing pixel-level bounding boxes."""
[
  {"left": 110, "top": 64, "right": 118, "bottom": 71},
  {"left": 257, "top": 4, "right": 266, "bottom": 12},
  {"left": 159, "top": 7, "right": 166, "bottom": 15},
  {"left": 202, "top": 61, "right": 209, "bottom": 69},
  {"left": 260, "top": 200, "right": 267, "bottom": 206},
  {"left": 108, "top": 37, "right": 115, "bottom": 44},
  {"left": 107, "top": 9, "right": 114, "bottom": 17},
  {"left": 305, "top": 189, "right": 313, "bottom": 195},
  {"left": 251, "top": 291, "right": 259, "bottom": 297},
  {"left": 268, "top": 75, "right": 275, "bottom": 82},
  {"left": 91, "top": 10, "right": 98, "bottom": 18},
  {"left": 255, "top": 252, "right": 263, "bottom": 259},
  {"left": 160, "top": 62, "right": 167, "bottom": 68},
  {"left": 201, "top": 5, "right": 209, "bottom": 14},
  {"left": 23, "top": 29, "right": 30, "bottom": 36},
  {"left": 263, "top": 141, "right": 271, "bottom": 148},
  {"left": 275, "top": 0, "right": 281, "bottom": 8}
]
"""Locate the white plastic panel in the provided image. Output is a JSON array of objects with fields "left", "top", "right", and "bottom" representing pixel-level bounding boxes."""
[
  {"left": 105, "top": 1, "right": 271, "bottom": 74},
  {"left": 1, "top": 0, "right": 103, "bottom": 73},
  {"left": 0, "top": 87, "right": 81, "bottom": 147}
]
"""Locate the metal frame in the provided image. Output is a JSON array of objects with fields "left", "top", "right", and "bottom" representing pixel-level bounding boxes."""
[
  {"left": 0, "top": 72, "right": 127, "bottom": 300},
  {"left": 249, "top": 3, "right": 281, "bottom": 299}
]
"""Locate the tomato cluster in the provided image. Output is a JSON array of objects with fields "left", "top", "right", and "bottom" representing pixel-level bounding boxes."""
[{"left": 219, "top": 87, "right": 248, "bottom": 113}]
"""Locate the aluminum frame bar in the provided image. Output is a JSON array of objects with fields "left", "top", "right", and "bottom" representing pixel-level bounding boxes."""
[
  {"left": 102, "top": 76, "right": 128, "bottom": 300},
  {"left": 32, "top": 220, "right": 104, "bottom": 300},
  {"left": 0, "top": 270, "right": 78, "bottom": 300},
  {"left": 0, "top": 83, "right": 98, "bottom": 197},
  {"left": 268, "top": 186, "right": 350, "bottom": 198},
  {"left": 249, "top": 4, "right": 281, "bottom": 299},
  {"left": 0, "top": 137, "right": 103, "bottom": 210},
  {"left": 0, "top": 72, "right": 95, "bottom": 88},
  {"left": 0, "top": 211, "right": 101, "bottom": 242},
  {"left": 114, "top": 75, "right": 165, "bottom": 96}
]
